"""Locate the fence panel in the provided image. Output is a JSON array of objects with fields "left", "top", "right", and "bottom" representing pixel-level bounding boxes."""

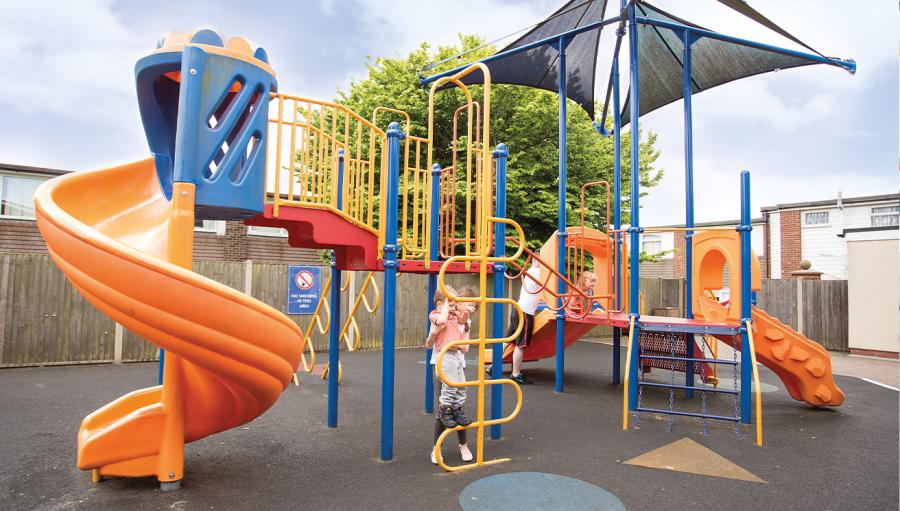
[
  {"left": 801, "top": 279, "right": 848, "bottom": 351},
  {"left": 0, "top": 254, "right": 115, "bottom": 366},
  {"left": 757, "top": 279, "right": 798, "bottom": 330},
  {"left": 0, "top": 255, "right": 852, "bottom": 367}
]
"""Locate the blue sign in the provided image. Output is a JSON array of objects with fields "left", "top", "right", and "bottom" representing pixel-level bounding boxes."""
[{"left": 287, "top": 265, "right": 322, "bottom": 315}]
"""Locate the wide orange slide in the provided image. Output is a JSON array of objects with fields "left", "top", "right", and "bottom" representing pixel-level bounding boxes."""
[{"left": 34, "top": 159, "right": 304, "bottom": 483}]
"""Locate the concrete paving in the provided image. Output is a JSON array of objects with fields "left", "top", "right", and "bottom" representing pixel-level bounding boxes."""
[{"left": 0, "top": 342, "right": 896, "bottom": 510}]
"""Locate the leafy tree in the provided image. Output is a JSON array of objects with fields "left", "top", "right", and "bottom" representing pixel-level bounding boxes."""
[{"left": 336, "top": 35, "right": 662, "bottom": 251}]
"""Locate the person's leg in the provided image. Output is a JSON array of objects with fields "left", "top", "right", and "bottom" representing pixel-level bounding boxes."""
[
  {"left": 452, "top": 355, "right": 473, "bottom": 462},
  {"left": 512, "top": 313, "right": 534, "bottom": 384},
  {"left": 437, "top": 357, "right": 458, "bottom": 428},
  {"left": 451, "top": 353, "right": 472, "bottom": 426},
  {"left": 511, "top": 345, "right": 524, "bottom": 377}
]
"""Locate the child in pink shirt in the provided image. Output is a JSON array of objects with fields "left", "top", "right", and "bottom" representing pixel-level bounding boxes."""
[{"left": 426, "top": 286, "right": 474, "bottom": 463}]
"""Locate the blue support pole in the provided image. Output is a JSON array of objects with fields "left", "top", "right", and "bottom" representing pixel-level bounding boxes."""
[
  {"left": 682, "top": 31, "right": 696, "bottom": 398},
  {"left": 555, "top": 36, "right": 570, "bottom": 394},
  {"left": 491, "top": 144, "right": 509, "bottom": 440},
  {"left": 626, "top": 1, "right": 642, "bottom": 411},
  {"left": 327, "top": 149, "right": 345, "bottom": 428},
  {"left": 380, "top": 123, "right": 404, "bottom": 460},
  {"left": 157, "top": 349, "right": 165, "bottom": 385},
  {"left": 424, "top": 163, "right": 442, "bottom": 415},
  {"left": 739, "top": 170, "right": 752, "bottom": 424},
  {"left": 611, "top": 12, "right": 625, "bottom": 385}
]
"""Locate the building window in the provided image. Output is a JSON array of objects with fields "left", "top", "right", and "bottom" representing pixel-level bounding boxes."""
[
  {"left": 871, "top": 205, "right": 899, "bottom": 227},
  {"left": 248, "top": 225, "right": 288, "bottom": 237},
  {"left": 194, "top": 219, "right": 225, "bottom": 234},
  {"left": 1, "top": 175, "right": 46, "bottom": 219},
  {"left": 803, "top": 211, "right": 829, "bottom": 226},
  {"left": 641, "top": 236, "right": 662, "bottom": 255}
]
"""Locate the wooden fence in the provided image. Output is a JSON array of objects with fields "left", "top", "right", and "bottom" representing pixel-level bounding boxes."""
[{"left": 0, "top": 254, "right": 848, "bottom": 367}]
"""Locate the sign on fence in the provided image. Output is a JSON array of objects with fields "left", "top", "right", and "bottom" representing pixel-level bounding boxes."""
[{"left": 287, "top": 265, "right": 322, "bottom": 314}]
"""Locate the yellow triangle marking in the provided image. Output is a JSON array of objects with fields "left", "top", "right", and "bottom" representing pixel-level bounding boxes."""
[{"left": 623, "top": 438, "right": 766, "bottom": 483}]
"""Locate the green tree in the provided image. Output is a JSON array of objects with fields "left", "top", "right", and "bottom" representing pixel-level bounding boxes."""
[{"left": 337, "top": 35, "right": 662, "bottom": 250}]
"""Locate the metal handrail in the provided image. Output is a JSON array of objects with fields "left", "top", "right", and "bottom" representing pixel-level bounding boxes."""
[{"left": 267, "top": 93, "right": 385, "bottom": 243}]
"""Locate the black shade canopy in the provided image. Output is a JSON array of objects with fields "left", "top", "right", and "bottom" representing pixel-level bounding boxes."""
[
  {"left": 451, "top": 0, "right": 610, "bottom": 120},
  {"left": 620, "top": 2, "right": 834, "bottom": 125}
]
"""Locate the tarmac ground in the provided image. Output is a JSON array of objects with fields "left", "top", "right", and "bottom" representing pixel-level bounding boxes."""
[{"left": 0, "top": 341, "right": 897, "bottom": 510}]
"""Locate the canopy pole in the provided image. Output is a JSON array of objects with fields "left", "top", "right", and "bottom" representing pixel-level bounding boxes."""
[
  {"left": 626, "top": 0, "right": 641, "bottom": 412},
  {"left": 682, "top": 29, "right": 696, "bottom": 398},
  {"left": 611, "top": 0, "right": 626, "bottom": 385},
  {"left": 555, "top": 35, "right": 570, "bottom": 394}
]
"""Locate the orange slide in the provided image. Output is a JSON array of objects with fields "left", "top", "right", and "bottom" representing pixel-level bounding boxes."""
[
  {"left": 503, "top": 226, "right": 615, "bottom": 363},
  {"left": 34, "top": 159, "right": 304, "bottom": 484},
  {"left": 693, "top": 231, "right": 844, "bottom": 406}
]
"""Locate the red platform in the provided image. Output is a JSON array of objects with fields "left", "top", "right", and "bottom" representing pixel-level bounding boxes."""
[
  {"left": 376, "top": 259, "right": 493, "bottom": 274},
  {"left": 246, "top": 204, "right": 378, "bottom": 271},
  {"left": 247, "top": 204, "right": 494, "bottom": 274}
]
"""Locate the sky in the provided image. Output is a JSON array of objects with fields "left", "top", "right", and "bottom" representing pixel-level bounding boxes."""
[{"left": 0, "top": 0, "right": 896, "bottom": 226}]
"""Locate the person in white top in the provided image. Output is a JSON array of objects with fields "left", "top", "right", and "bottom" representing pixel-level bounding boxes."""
[{"left": 507, "top": 258, "right": 542, "bottom": 384}]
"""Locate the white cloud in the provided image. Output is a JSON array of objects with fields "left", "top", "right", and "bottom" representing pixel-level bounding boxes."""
[{"left": 0, "top": 0, "right": 145, "bottom": 125}]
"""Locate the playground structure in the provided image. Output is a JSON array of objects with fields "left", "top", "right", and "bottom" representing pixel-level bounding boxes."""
[{"left": 32, "top": 0, "right": 856, "bottom": 491}]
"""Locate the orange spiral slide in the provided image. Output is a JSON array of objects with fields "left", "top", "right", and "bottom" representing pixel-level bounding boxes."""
[{"left": 34, "top": 158, "right": 304, "bottom": 486}]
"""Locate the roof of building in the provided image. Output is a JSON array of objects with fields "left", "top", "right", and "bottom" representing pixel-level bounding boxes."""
[
  {"left": 760, "top": 193, "right": 899, "bottom": 212},
  {"left": 0, "top": 162, "right": 72, "bottom": 177}
]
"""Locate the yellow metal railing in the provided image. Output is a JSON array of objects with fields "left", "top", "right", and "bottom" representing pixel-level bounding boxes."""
[
  {"left": 433, "top": 217, "right": 525, "bottom": 472},
  {"left": 371, "top": 107, "right": 432, "bottom": 260},
  {"left": 427, "top": 63, "right": 493, "bottom": 268},
  {"left": 267, "top": 93, "right": 385, "bottom": 237}
]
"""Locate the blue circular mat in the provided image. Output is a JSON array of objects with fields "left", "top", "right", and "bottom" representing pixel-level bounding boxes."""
[{"left": 459, "top": 472, "right": 625, "bottom": 511}]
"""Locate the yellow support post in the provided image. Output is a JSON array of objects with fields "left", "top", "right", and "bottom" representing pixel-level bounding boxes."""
[
  {"left": 744, "top": 319, "right": 763, "bottom": 447},
  {"left": 622, "top": 315, "right": 636, "bottom": 431}
]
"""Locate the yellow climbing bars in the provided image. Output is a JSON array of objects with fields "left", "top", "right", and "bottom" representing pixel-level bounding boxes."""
[
  {"left": 433, "top": 217, "right": 525, "bottom": 472},
  {"left": 296, "top": 271, "right": 381, "bottom": 384},
  {"left": 338, "top": 271, "right": 381, "bottom": 351},
  {"left": 299, "top": 274, "right": 332, "bottom": 374}
]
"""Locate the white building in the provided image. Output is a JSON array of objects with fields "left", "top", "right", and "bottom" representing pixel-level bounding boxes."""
[{"left": 763, "top": 193, "right": 899, "bottom": 280}]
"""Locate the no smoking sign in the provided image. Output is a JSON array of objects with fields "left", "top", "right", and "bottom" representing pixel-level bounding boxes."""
[
  {"left": 295, "top": 270, "right": 315, "bottom": 290},
  {"left": 287, "top": 266, "right": 321, "bottom": 314}
]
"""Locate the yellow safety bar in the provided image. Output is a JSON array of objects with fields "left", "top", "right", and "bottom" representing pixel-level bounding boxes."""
[
  {"left": 622, "top": 315, "right": 637, "bottom": 431},
  {"left": 744, "top": 319, "right": 763, "bottom": 447}
]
